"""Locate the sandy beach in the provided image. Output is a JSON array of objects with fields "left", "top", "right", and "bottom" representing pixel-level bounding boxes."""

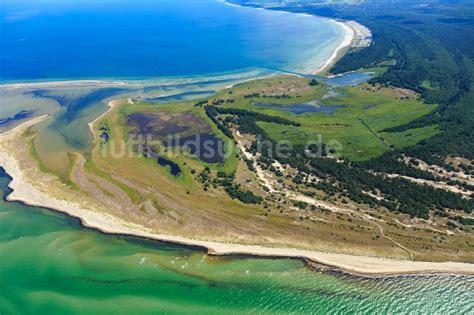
[
  {"left": 314, "top": 19, "right": 372, "bottom": 74},
  {"left": 222, "top": 0, "right": 371, "bottom": 75},
  {"left": 0, "top": 115, "right": 473, "bottom": 277}
]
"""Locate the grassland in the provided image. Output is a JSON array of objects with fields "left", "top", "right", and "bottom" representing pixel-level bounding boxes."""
[
  {"left": 85, "top": 76, "right": 442, "bottom": 216},
  {"left": 212, "top": 77, "right": 437, "bottom": 161}
]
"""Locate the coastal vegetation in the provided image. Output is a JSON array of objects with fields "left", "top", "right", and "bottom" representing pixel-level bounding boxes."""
[
  {"left": 12, "top": 72, "right": 470, "bottom": 263},
  {"left": 239, "top": 0, "right": 474, "bottom": 166},
  {"left": 225, "top": 0, "right": 474, "bottom": 237}
]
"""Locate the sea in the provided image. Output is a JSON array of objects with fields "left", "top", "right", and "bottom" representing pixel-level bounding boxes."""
[
  {"left": 0, "top": 0, "right": 343, "bottom": 81},
  {"left": 0, "top": 0, "right": 473, "bottom": 313}
]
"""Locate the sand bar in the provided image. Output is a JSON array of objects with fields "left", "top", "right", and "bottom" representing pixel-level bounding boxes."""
[{"left": 0, "top": 80, "right": 133, "bottom": 90}]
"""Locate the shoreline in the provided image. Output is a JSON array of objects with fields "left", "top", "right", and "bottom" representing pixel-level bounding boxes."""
[
  {"left": 313, "top": 19, "right": 355, "bottom": 74},
  {"left": 314, "top": 19, "right": 372, "bottom": 74},
  {"left": 222, "top": 0, "right": 372, "bottom": 75},
  {"left": 0, "top": 17, "right": 370, "bottom": 89},
  {"left": 0, "top": 115, "right": 473, "bottom": 278}
]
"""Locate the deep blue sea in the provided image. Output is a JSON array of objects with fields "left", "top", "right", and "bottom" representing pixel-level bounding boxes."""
[{"left": 0, "top": 0, "right": 343, "bottom": 82}]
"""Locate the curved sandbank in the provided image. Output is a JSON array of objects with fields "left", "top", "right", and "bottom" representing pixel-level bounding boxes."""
[
  {"left": 0, "top": 114, "right": 473, "bottom": 277},
  {"left": 0, "top": 80, "right": 133, "bottom": 90}
]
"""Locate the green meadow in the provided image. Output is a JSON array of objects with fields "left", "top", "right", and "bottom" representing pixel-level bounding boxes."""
[{"left": 210, "top": 77, "right": 438, "bottom": 161}]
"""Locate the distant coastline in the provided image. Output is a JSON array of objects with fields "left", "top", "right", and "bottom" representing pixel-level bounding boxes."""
[{"left": 223, "top": 0, "right": 372, "bottom": 74}]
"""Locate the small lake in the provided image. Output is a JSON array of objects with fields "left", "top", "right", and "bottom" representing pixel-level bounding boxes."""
[
  {"left": 252, "top": 101, "right": 341, "bottom": 115},
  {"left": 156, "top": 156, "right": 181, "bottom": 176},
  {"left": 146, "top": 148, "right": 182, "bottom": 176}
]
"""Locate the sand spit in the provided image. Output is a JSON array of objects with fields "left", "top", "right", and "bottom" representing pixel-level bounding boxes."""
[{"left": 0, "top": 116, "right": 473, "bottom": 277}]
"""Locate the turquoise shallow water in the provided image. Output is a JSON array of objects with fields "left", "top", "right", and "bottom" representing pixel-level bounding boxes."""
[{"left": 0, "top": 169, "right": 473, "bottom": 314}]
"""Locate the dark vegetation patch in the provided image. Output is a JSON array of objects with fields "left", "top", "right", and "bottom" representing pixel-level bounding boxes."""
[
  {"left": 157, "top": 124, "right": 191, "bottom": 137},
  {"left": 205, "top": 106, "right": 300, "bottom": 139},
  {"left": 127, "top": 112, "right": 210, "bottom": 140},
  {"left": 128, "top": 111, "right": 225, "bottom": 163},
  {"left": 163, "top": 133, "right": 225, "bottom": 164},
  {"left": 225, "top": 185, "right": 263, "bottom": 204},
  {"left": 127, "top": 112, "right": 158, "bottom": 133},
  {"left": 197, "top": 167, "right": 263, "bottom": 204},
  {"left": 451, "top": 216, "right": 474, "bottom": 226}
]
